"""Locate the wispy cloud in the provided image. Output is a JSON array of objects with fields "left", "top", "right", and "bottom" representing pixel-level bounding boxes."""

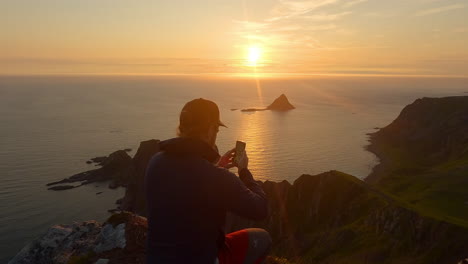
[
  {"left": 415, "top": 3, "right": 465, "bottom": 16},
  {"left": 302, "top": 11, "right": 351, "bottom": 21},
  {"left": 269, "top": 0, "right": 340, "bottom": 21},
  {"left": 234, "top": 0, "right": 360, "bottom": 55},
  {"left": 343, "top": 0, "right": 368, "bottom": 8}
]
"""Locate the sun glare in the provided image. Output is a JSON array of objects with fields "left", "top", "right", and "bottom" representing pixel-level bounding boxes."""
[{"left": 247, "top": 46, "right": 261, "bottom": 66}]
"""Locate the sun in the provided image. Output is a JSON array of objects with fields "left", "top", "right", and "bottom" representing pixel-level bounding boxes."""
[{"left": 247, "top": 45, "right": 262, "bottom": 66}]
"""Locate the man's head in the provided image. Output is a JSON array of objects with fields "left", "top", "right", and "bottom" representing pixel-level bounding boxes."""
[{"left": 177, "top": 98, "right": 226, "bottom": 147}]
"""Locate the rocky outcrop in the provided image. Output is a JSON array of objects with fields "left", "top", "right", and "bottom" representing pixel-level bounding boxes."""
[
  {"left": 266, "top": 94, "right": 295, "bottom": 111},
  {"left": 8, "top": 211, "right": 289, "bottom": 264},
  {"left": 45, "top": 139, "right": 160, "bottom": 215},
  {"left": 118, "top": 140, "right": 160, "bottom": 215},
  {"left": 8, "top": 212, "right": 147, "bottom": 264},
  {"left": 241, "top": 108, "right": 267, "bottom": 112},
  {"left": 47, "top": 150, "right": 133, "bottom": 190},
  {"left": 241, "top": 94, "right": 295, "bottom": 112}
]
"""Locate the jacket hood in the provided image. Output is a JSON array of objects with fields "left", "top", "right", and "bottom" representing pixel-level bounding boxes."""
[{"left": 159, "top": 137, "right": 220, "bottom": 163}]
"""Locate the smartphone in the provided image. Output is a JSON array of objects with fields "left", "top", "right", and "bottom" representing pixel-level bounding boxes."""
[{"left": 234, "top": 141, "right": 246, "bottom": 164}]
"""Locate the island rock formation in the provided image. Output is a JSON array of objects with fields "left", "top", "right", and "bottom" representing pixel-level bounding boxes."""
[
  {"left": 266, "top": 93, "right": 295, "bottom": 111},
  {"left": 241, "top": 94, "right": 295, "bottom": 112}
]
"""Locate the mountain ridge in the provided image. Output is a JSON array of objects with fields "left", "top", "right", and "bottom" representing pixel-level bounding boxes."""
[{"left": 366, "top": 96, "right": 468, "bottom": 228}]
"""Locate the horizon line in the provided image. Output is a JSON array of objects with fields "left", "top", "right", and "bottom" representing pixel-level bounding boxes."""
[{"left": 1, "top": 72, "right": 468, "bottom": 79}]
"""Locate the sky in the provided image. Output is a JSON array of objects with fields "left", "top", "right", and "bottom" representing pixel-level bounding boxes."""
[{"left": 1, "top": 0, "right": 467, "bottom": 76}]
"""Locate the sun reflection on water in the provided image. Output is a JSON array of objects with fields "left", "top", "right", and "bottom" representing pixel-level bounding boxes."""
[{"left": 234, "top": 111, "right": 272, "bottom": 181}]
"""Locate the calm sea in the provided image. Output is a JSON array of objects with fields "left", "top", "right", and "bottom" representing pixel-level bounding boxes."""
[{"left": 0, "top": 75, "right": 466, "bottom": 262}]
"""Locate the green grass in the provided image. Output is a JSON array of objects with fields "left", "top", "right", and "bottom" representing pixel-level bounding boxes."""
[{"left": 370, "top": 140, "right": 468, "bottom": 228}]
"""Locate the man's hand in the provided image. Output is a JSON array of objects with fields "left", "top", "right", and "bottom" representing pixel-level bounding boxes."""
[
  {"left": 217, "top": 148, "right": 236, "bottom": 169},
  {"left": 235, "top": 150, "right": 249, "bottom": 172}
]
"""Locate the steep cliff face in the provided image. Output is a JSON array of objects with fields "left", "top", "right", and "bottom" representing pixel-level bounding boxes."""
[
  {"left": 368, "top": 96, "right": 468, "bottom": 168},
  {"left": 366, "top": 96, "right": 468, "bottom": 227},
  {"left": 229, "top": 171, "right": 468, "bottom": 264},
  {"left": 118, "top": 139, "right": 160, "bottom": 216}
]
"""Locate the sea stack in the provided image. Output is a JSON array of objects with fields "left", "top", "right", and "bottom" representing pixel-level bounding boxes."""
[{"left": 266, "top": 94, "right": 295, "bottom": 111}]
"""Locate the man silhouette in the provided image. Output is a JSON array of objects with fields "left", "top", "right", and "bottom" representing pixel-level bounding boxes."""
[{"left": 145, "top": 98, "right": 271, "bottom": 264}]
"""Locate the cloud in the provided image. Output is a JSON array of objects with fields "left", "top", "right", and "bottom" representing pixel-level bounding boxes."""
[
  {"left": 234, "top": 0, "right": 355, "bottom": 49},
  {"left": 415, "top": 3, "right": 465, "bottom": 16},
  {"left": 343, "top": 0, "right": 368, "bottom": 8},
  {"left": 268, "top": 0, "right": 340, "bottom": 21},
  {"left": 302, "top": 11, "right": 352, "bottom": 21},
  {"left": 231, "top": 0, "right": 381, "bottom": 66}
]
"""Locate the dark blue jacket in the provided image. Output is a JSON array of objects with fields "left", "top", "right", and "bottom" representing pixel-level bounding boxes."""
[{"left": 145, "top": 137, "right": 268, "bottom": 264}]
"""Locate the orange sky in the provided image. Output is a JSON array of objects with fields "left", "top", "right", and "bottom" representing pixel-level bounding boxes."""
[{"left": 1, "top": 0, "right": 467, "bottom": 76}]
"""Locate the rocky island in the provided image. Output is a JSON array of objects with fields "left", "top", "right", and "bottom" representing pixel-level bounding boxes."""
[
  {"left": 241, "top": 94, "right": 295, "bottom": 112},
  {"left": 10, "top": 96, "right": 468, "bottom": 264}
]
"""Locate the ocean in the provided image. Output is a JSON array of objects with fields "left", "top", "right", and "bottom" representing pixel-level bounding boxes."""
[{"left": 0, "top": 75, "right": 466, "bottom": 262}]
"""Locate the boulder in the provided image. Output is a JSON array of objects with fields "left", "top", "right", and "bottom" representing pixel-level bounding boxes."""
[
  {"left": 8, "top": 221, "right": 101, "bottom": 264},
  {"left": 94, "top": 223, "right": 126, "bottom": 253}
]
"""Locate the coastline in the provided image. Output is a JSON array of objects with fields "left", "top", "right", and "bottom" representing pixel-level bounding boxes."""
[{"left": 6, "top": 95, "right": 468, "bottom": 263}]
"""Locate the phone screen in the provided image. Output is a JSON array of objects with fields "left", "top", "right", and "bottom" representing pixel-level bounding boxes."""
[{"left": 235, "top": 141, "right": 246, "bottom": 164}]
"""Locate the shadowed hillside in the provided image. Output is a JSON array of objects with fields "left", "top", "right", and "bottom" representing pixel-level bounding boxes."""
[
  {"left": 12, "top": 171, "right": 468, "bottom": 264},
  {"left": 366, "top": 96, "right": 468, "bottom": 227},
  {"left": 228, "top": 171, "right": 468, "bottom": 264}
]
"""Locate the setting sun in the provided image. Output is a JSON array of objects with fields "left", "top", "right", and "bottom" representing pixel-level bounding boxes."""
[{"left": 247, "top": 46, "right": 262, "bottom": 66}]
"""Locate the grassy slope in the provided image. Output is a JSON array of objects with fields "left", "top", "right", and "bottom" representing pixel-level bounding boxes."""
[
  {"left": 369, "top": 140, "right": 468, "bottom": 228},
  {"left": 365, "top": 97, "right": 468, "bottom": 228}
]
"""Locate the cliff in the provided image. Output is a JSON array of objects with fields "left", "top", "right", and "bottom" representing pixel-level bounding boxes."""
[
  {"left": 230, "top": 171, "right": 468, "bottom": 263},
  {"left": 16, "top": 171, "right": 468, "bottom": 263},
  {"left": 366, "top": 96, "right": 468, "bottom": 228},
  {"left": 367, "top": 96, "right": 468, "bottom": 168}
]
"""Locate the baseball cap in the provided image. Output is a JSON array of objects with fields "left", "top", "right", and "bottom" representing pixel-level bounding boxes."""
[{"left": 180, "top": 98, "right": 227, "bottom": 128}]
